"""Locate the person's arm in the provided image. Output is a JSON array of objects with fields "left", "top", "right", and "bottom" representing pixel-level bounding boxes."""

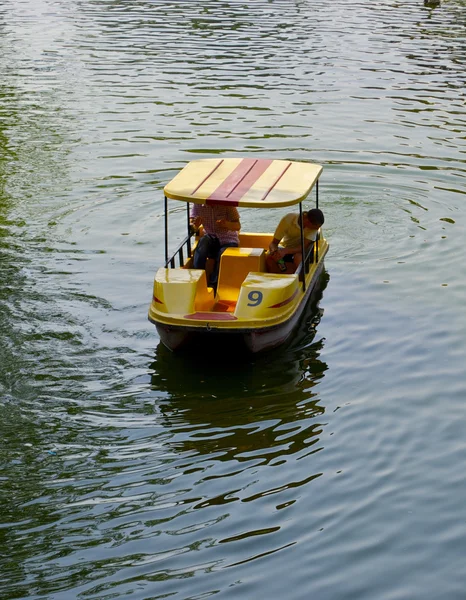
[
  {"left": 268, "top": 237, "right": 281, "bottom": 254},
  {"left": 190, "top": 204, "right": 202, "bottom": 234},
  {"left": 216, "top": 207, "right": 241, "bottom": 231},
  {"left": 216, "top": 218, "right": 240, "bottom": 231},
  {"left": 268, "top": 214, "right": 289, "bottom": 254}
]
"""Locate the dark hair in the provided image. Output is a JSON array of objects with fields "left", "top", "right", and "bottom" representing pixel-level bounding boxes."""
[{"left": 306, "top": 208, "right": 325, "bottom": 226}]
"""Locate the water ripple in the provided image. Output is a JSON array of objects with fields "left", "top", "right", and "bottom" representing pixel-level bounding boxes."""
[{"left": 2, "top": 0, "right": 466, "bottom": 598}]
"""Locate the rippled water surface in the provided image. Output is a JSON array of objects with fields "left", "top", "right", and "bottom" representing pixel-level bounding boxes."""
[{"left": 1, "top": 0, "right": 466, "bottom": 598}]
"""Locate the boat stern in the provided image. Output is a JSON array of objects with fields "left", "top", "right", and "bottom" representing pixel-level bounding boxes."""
[{"left": 149, "top": 267, "right": 215, "bottom": 323}]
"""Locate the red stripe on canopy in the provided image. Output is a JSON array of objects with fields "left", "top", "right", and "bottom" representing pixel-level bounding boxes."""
[{"left": 206, "top": 158, "right": 273, "bottom": 206}]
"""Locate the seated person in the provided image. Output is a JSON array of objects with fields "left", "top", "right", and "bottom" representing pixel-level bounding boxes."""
[
  {"left": 190, "top": 203, "right": 241, "bottom": 288},
  {"left": 266, "top": 208, "right": 324, "bottom": 274}
]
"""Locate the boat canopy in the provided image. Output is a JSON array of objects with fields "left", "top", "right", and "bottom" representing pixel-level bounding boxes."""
[{"left": 164, "top": 158, "right": 323, "bottom": 208}]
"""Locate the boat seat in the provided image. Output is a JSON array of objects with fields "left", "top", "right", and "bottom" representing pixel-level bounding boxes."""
[
  {"left": 238, "top": 232, "right": 273, "bottom": 250},
  {"left": 154, "top": 267, "right": 215, "bottom": 313},
  {"left": 234, "top": 271, "right": 299, "bottom": 319},
  {"left": 217, "top": 247, "right": 266, "bottom": 302}
]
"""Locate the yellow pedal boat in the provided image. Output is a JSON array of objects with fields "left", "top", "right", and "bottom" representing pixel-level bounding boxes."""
[{"left": 148, "top": 158, "right": 329, "bottom": 353}]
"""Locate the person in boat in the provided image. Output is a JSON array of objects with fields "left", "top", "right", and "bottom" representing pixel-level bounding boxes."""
[
  {"left": 266, "top": 208, "right": 324, "bottom": 274},
  {"left": 190, "top": 203, "right": 241, "bottom": 288}
]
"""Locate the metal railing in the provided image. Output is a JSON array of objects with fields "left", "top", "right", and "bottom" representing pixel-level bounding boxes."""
[
  {"left": 297, "top": 236, "right": 319, "bottom": 290},
  {"left": 164, "top": 197, "right": 193, "bottom": 268},
  {"left": 164, "top": 233, "right": 193, "bottom": 268},
  {"left": 297, "top": 186, "right": 320, "bottom": 291}
]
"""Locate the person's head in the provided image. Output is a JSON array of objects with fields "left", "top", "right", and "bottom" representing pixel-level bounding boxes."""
[{"left": 303, "top": 208, "right": 325, "bottom": 230}]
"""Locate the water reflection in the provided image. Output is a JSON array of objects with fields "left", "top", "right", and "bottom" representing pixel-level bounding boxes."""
[
  {"left": 0, "top": 275, "right": 331, "bottom": 597},
  {"left": 3, "top": 0, "right": 466, "bottom": 595},
  {"left": 149, "top": 272, "right": 329, "bottom": 470}
]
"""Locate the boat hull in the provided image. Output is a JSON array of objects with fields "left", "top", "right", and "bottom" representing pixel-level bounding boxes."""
[{"left": 154, "top": 259, "right": 325, "bottom": 354}]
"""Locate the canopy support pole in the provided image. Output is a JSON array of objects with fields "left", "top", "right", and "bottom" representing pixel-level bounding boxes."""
[
  {"left": 299, "top": 202, "right": 306, "bottom": 292},
  {"left": 186, "top": 203, "right": 191, "bottom": 259},
  {"left": 164, "top": 195, "right": 169, "bottom": 265},
  {"left": 315, "top": 181, "right": 319, "bottom": 262}
]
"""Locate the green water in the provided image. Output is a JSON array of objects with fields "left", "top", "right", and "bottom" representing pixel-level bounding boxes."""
[{"left": 1, "top": 1, "right": 466, "bottom": 598}]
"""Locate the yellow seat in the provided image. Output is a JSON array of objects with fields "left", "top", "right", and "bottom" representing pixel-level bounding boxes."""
[
  {"left": 217, "top": 247, "right": 266, "bottom": 302},
  {"left": 153, "top": 268, "right": 215, "bottom": 314},
  {"left": 238, "top": 232, "right": 273, "bottom": 250},
  {"left": 234, "top": 272, "right": 299, "bottom": 319}
]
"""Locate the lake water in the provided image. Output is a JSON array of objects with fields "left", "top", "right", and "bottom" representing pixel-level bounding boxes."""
[{"left": 1, "top": 0, "right": 466, "bottom": 598}]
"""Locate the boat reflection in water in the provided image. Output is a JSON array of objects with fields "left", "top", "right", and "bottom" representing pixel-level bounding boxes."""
[{"left": 149, "top": 270, "right": 329, "bottom": 467}]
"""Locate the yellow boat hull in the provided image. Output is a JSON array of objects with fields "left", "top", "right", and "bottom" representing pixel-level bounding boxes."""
[{"left": 149, "top": 235, "right": 328, "bottom": 353}]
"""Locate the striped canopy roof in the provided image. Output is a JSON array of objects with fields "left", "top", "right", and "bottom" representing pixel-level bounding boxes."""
[{"left": 164, "top": 158, "right": 323, "bottom": 208}]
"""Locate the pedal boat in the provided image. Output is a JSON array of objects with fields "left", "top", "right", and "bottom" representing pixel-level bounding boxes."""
[{"left": 148, "top": 158, "right": 329, "bottom": 353}]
